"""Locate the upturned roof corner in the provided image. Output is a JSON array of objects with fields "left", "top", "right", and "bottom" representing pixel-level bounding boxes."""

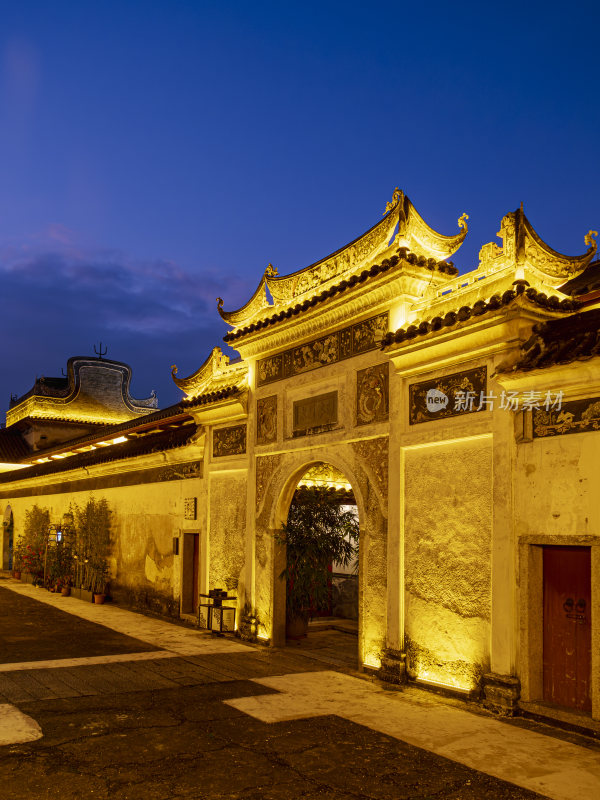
[{"left": 171, "top": 346, "right": 248, "bottom": 398}]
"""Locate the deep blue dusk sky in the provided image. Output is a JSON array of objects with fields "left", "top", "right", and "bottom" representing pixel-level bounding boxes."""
[{"left": 1, "top": 1, "right": 599, "bottom": 415}]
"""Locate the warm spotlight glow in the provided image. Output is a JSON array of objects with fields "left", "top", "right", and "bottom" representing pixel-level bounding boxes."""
[
  {"left": 389, "top": 303, "right": 407, "bottom": 332},
  {"left": 112, "top": 436, "right": 128, "bottom": 444},
  {"left": 363, "top": 654, "right": 381, "bottom": 669},
  {"left": 416, "top": 669, "right": 475, "bottom": 693}
]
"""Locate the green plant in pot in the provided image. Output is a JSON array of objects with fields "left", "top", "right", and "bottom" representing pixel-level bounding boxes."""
[
  {"left": 73, "top": 497, "right": 111, "bottom": 602},
  {"left": 91, "top": 562, "right": 110, "bottom": 603},
  {"left": 12, "top": 540, "right": 25, "bottom": 579},
  {"left": 276, "top": 485, "right": 358, "bottom": 639}
]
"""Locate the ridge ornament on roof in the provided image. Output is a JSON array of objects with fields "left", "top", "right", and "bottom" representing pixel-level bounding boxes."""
[
  {"left": 478, "top": 205, "right": 597, "bottom": 280},
  {"left": 217, "top": 188, "right": 468, "bottom": 332}
]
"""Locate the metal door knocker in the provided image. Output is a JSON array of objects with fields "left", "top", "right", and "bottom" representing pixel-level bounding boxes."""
[{"left": 564, "top": 597, "right": 586, "bottom": 621}]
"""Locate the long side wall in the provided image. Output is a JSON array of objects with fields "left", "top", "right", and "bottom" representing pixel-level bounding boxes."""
[{"left": 0, "top": 462, "right": 206, "bottom": 616}]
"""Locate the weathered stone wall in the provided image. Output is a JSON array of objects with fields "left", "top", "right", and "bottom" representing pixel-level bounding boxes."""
[
  {"left": 331, "top": 574, "right": 358, "bottom": 619},
  {"left": 514, "top": 431, "right": 600, "bottom": 538},
  {"left": 208, "top": 474, "right": 247, "bottom": 591},
  {"left": 513, "top": 428, "right": 600, "bottom": 714},
  {"left": 1, "top": 471, "right": 203, "bottom": 617},
  {"left": 403, "top": 438, "right": 492, "bottom": 688}
]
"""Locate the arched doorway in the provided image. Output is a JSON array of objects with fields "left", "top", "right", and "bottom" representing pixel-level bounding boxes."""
[
  {"left": 2, "top": 506, "right": 14, "bottom": 571},
  {"left": 279, "top": 462, "right": 360, "bottom": 668}
]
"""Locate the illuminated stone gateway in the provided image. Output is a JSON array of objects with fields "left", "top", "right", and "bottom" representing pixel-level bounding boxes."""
[{"left": 1, "top": 189, "right": 600, "bottom": 724}]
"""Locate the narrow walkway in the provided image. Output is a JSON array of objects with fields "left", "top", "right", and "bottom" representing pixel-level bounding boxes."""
[
  {"left": 2, "top": 581, "right": 249, "bottom": 656},
  {"left": 2, "top": 580, "right": 599, "bottom": 800}
]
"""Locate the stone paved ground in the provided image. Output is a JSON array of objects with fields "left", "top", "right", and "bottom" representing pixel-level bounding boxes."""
[
  {"left": 0, "top": 586, "right": 158, "bottom": 663},
  {"left": 1, "top": 580, "right": 598, "bottom": 799},
  {"left": 3, "top": 683, "right": 548, "bottom": 800}
]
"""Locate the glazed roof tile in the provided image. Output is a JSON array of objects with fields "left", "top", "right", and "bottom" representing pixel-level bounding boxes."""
[
  {"left": 559, "top": 259, "right": 600, "bottom": 297},
  {"left": 498, "top": 307, "right": 600, "bottom": 373},
  {"left": 381, "top": 282, "right": 580, "bottom": 349},
  {"left": 180, "top": 385, "right": 242, "bottom": 408},
  {"left": 224, "top": 250, "right": 459, "bottom": 344},
  {"left": 0, "top": 428, "right": 31, "bottom": 463}
]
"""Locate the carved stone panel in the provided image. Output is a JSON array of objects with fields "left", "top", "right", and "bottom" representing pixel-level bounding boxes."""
[
  {"left": 255, "top": 453, "right": 283, "bottom": 515},
  {"left": 356, "top": 363, "right": 389, "bottom": 426},
  {"left": 256, "top": 395, "right": 277, "bottom": 445},
  {"left": 257, "top": 312, "right": 389, "bottom": 387},
  {"left": 184, "top": 497, "right": 197, "bottom": 520},
  {"left": 156, "top": 461, "right": 203, "bottom": 482},
  {"left": 533, "top": 397, "right": 600, "bottom": 438},
  {"left": 352, "top": 437, "right": 389, "bottom": 503},
  {"left": 409, "top": 367, "right": 487, "bottom": 424},
  {"left": 292, "top": 391, "right": 338, "bottom": 437},
  {"left": 213, "top": 424, "right": 247, "bottom": 457}
]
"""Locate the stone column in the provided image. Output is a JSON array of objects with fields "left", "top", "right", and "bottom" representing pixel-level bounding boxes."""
[{"left": 483, "top": 399, "right": 520, "bottom": 713}]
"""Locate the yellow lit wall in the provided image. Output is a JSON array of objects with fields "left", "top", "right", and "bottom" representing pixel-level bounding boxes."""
[{"left": 403, "top": 438, "right": 493, "bottom": 690}]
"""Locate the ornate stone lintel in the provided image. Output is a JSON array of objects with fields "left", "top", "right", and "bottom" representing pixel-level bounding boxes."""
[
  {"left": 482, "top": 672, "right": 521, "bottom": 716},
  {"left": 379, "top": 648, "right": 407, "bottom": 685}
]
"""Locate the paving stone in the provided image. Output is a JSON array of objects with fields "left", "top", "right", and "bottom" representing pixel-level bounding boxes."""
[{"left": 0, "top": 674, "right": 37, "bottom": 703}]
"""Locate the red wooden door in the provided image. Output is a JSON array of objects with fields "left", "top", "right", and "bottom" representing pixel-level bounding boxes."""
[{"left": 543, "top": 546, "right": 591, "bottom": 712}]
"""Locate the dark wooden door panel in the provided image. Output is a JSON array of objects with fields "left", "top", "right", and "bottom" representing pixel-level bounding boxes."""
[
  {"left": 192, "top": 534, "right": 199, "bottom": 614},
  {"left": 543, "top": 546, "right": 591, "bottom": 712}
]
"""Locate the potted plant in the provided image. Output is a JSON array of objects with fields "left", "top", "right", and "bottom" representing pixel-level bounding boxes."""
[
  {"left": 92, "top": 563, "right": 110, "bottom": 604},
  {"left": 20, "top": 506, "right": 50, "bottom": 585},
  {"left": 72, "top": 497, "right": 111, "bottom": 602},
  {"left": 275, "top": 485, "right": 359, "bottom": 639}
]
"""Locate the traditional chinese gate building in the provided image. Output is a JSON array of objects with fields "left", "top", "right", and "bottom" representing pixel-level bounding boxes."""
[{"left": 1, "top": 189, "right": 599, "bottom": 725}]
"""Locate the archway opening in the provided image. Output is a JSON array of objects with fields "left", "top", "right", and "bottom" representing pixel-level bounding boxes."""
[{"left": 280, "top": 462, "right": 359, "bottom": 668}]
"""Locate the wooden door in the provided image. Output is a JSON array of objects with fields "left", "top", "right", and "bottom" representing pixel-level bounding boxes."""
[
  {"left": 543, "top": 546, "right": 591, "bottom": 712},
  {"left": 181, "top": 533, "right": 200, "bottom": 615},
  {"left": 192, "top": 534, "right": 199, "bottom": 614}
]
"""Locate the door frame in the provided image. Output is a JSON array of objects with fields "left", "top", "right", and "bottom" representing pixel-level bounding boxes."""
[{"left": 519, "top": 535, "right": 600, "bottom": 720}]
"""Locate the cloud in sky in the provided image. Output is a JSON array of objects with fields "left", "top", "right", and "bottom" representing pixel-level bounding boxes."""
[{"left": 0, "top": 228, "right": 253, "bottom": 413}]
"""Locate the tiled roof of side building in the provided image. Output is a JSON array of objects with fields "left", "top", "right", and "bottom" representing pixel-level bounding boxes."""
[
  {"left": 0, "top": 423, "right": 197, "bottom": 484},
  {"left": 497, "top": 307, "right": 600, "bottom": 373},
  {"left": 0, "top": 428, "right": 31, "bottom": 463},
  {"left": 224, "top": 250, "right": 459, "bottom": 344},
  {"left": 559, "top": 259, "right": 600, "bottom": 297},
  {"left": 15, "top": 402, "right": 191, "bottom": 460},
  {"left": 381, "top": 282, "right": 580, "bottom": 349}
]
